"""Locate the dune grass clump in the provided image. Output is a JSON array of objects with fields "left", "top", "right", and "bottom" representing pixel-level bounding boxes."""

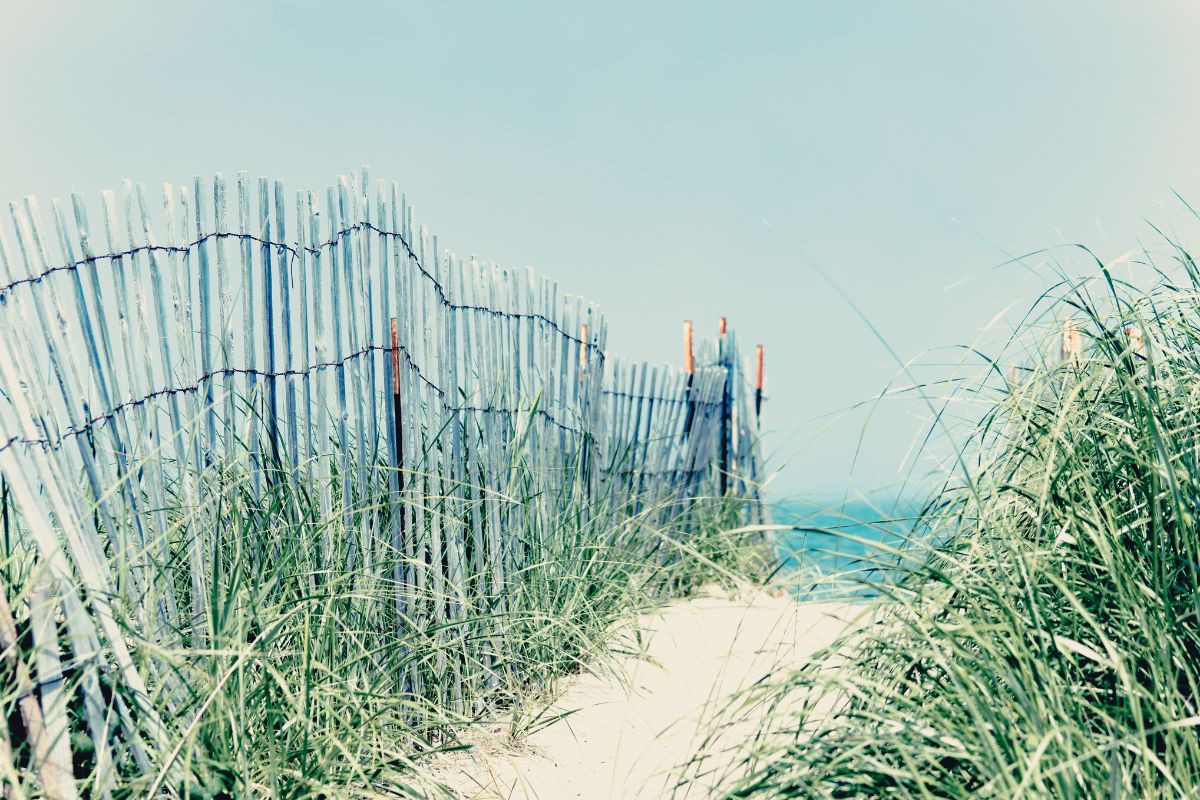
[
  {"left": 719, "top": 261, "right": 1200, "bottom": 798},
  {"left": 0, "top": 432, "right": 765, "bottom": 799}
]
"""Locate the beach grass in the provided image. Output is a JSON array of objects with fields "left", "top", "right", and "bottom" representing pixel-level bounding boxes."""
[
  {"left": 0, "top": 423, "right": 767, "bottom": 799},
  {"left": 710, "top": 247, "right": 1200, "bottom": 798}
]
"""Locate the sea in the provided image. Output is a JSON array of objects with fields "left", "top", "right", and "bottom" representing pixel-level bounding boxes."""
[{"left": 770, "top": 497, "right": 921, "bottom": 598}]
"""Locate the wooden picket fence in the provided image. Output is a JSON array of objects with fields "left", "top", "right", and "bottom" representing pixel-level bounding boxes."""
[{"left": 0, "top": 168, "right": 765, "bottom": 794}]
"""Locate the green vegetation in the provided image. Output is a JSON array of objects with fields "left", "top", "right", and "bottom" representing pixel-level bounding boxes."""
[
  {"left": 0, "top": 418, "right": 767, "bottom": 799},
  {"left": 718, "top": 253, "right": 1200, "bottom": 797}
]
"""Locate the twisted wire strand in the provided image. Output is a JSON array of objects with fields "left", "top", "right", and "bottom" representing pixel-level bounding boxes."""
[
  {"left": 0, "top": 338, "right": 724, "bottom": 457},
  {"left": 0, "top": 223, "right": 601, "bottom": 351}
]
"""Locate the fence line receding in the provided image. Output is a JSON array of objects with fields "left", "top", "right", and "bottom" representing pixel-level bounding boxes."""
[{"left": 0, "top": 168, "right": 766, "bottom": 793}]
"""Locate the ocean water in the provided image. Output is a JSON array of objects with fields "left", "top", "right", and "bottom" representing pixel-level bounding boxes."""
[{"left": 771, "top": 498, "right": 920, "bottom": 598}]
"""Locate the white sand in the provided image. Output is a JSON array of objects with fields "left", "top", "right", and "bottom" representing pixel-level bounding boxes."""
[{"left": 431, "top": 593, "right": 867, "bottom": 799}]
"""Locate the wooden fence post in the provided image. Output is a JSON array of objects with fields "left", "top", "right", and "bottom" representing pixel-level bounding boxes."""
[
  {"left": 718, "top": 316, "right": 730, "bottom": 497},
  {"left": 684, "top": 320, "right": 694, "bottom": 374},
  {"left": 1061, "top": 317, "right": 1082, "bottom": 367},
  {"left": 755, "top": 344, "right": 764, "bottom": 427},
  {"left": 391, "top": 317, "right": 404, "bottom": 487},
  {"left": 682, "top": 320, "right": 695, "bottom": 440},
  {"left": 1125, "top": 325, "right": 1145, "bottom": 357},
  {"left": 751, "top": 344, "right": 767, "bottom": 526}
]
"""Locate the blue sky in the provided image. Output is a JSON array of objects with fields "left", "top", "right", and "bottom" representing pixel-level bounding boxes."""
[{"left": 5, "top": 2, "right": 1200, "bottom": 496}]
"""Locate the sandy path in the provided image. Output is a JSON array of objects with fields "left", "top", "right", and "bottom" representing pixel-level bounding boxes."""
[{"left": 431, "top": 593, "right": 866, "bottom": 799}]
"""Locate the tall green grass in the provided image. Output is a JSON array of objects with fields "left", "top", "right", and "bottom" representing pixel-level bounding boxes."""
[
  {"left": 1, "top": 411, "right": 766, "bottom": 798},
  {"left": 714, "top": 255, "right": 1200, "bottom": 798}
]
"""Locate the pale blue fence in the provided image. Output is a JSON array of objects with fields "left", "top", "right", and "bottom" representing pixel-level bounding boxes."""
[{"left": 0, "top": 168, "right": 765, "bottom": 796}]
